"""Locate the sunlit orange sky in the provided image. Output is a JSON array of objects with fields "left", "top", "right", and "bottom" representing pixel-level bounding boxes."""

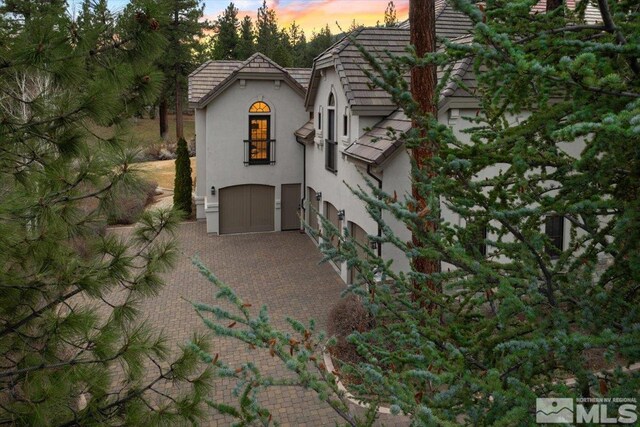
[
  {"left": 221, "top": 0, "right": 409, "bottom": 34},
  {"left": 101, "top": 0, "right": 409, "bottom": 35}
]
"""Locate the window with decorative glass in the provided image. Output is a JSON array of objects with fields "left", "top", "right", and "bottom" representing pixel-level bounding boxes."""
[{"left": 246, "top": 101, "right": 274, "bottom": 165}]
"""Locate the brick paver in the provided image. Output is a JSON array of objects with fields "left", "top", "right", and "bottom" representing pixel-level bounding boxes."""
[{"left": 126, "top": 221, "right": 408, "bottom": 426}]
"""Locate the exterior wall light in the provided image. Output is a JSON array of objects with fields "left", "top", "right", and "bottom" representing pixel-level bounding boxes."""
[
  {"left": 370, "top": 241, "right": 378, "bottom": 250},
  {"left": 211, "top": 186, "right": 216, "bottom": 196},
  {"left": 337, "top": 209, "right": 345, "bottom": 220},
  {"left": 316, "top": 192, "right": 322, "bottom": 201}
]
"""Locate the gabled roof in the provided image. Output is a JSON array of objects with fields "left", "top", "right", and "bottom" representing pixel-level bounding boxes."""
[
  {"left": 397, "top": 0, "right": 473, "bottom": 38},
  {"left": 189, "top": 60, "right": 243, "bottom": 107},
  {"left": 304, "top": 1, "right": 473, "bottom": 114},
  {"left": 343, "top": 53, "right": 474, "bottom": 166},
  {"left": 189, "top": 53, "right": 311, "bottom": 108},
  {"left": 531, "top": 0, "right": 602, "bottom": 22}
]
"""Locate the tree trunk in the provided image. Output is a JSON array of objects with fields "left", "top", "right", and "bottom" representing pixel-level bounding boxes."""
[
  {"left": 546, "top": 0, "right": 563, "bottom": 12},
  {"left": 410, "top": 0, "right": 440, "bottom": 309},
  {"left": 175, "top": 70, "right": 184, "bottom": 141},
  {"left": 159, "top": 98, "right": 168, "bottom": 140}
]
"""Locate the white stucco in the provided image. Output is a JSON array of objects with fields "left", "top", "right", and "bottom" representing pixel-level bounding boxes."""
[{"left": 195, "top": 78, "right": 307, "bottom": 233}]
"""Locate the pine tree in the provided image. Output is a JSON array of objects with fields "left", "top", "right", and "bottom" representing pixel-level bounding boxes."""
[
  {"left": 384, "top": 1, "right": 398, "bottom": 27},
  {"left": 0, "top": 0, "right": 211, "bottom": 424},
  {"left": 288, "top": 21, "right": 308, "bottom": 67},
  {"left": 255, "top": 0, "right": 279, "bottom": 59},
  {"left": 153, "top": 0, "right": 204, "bottom": 140},
  {"left": 173, "top": 137, "right": 193, "bottom": 215},
  {"left": 237, "top": 15, "right": 255, "bottom": 60},
  {"left": 187, "top": 0, "right": 640, "bottom": 425},
  {"left": 213, "top": 2, "right": 239, "bottom": 60},
  {"left": 304, "top": 24, "right": 334, "bottom": 67}
]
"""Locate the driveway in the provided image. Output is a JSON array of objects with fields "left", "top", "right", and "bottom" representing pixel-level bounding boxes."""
[{"left": 128, "top": 221, "right": 406, "bottom": 426}]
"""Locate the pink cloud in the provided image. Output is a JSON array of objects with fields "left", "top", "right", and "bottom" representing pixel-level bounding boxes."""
[{"left": 206, "top": 0, "right": 408, "bottom": 35}]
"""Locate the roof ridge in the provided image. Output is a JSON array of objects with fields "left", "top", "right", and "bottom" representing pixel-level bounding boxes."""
[{"left": 188, "top": 60, "right": 212, "bottom": 78}]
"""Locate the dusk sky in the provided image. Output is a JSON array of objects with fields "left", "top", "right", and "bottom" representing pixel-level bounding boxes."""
[{"left": 74, "top": 0, "right": 409, "bottom": 35}]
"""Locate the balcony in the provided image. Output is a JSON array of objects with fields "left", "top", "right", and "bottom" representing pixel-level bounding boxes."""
[
  {"left": 325, "top": 139, "right": 337, "bottom": 173},
  {"left": 244, "top": 139, "right": 276, "bottom": 165}
]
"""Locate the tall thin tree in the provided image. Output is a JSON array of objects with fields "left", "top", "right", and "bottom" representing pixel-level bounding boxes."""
[{"left": 409, "top": 0, "right": 439, "bottom": 308}]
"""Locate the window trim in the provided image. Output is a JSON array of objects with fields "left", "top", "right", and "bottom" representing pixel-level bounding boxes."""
[
  {"left": 325, "top": 92, "right": 337, "bottom": 173},
  {"left": 246, "top": 115, "right": 273, "bottom": 165}
]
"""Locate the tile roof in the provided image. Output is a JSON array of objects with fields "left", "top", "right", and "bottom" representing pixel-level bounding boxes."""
[
  {"left": 286, "top": 68, "right": 312, "bottom": 89},
  {"left": 343, "top": 110, "right": 410, "bottom": 165},
  {"left": 531, "top": 0, "right": 602, "bottom": 22},
  {"left": 294, "top": 119, "right": 315, "bottom": 144},
  {"left": 188, "top": 60, "right": 242, "bottom": 106},
  {"left": 189, "top": 54, "right": 312, "bottom": 107},
  {"left": 305, "top": 1, "right": 474, "bottom": 112}
]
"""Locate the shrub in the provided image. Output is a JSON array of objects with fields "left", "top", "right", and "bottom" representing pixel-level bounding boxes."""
[
  {"left": 174, "top": 137, "right": 193, "bottom": 216},
  {"left": 107, "top": 179, "right": 158, "bottom": 225},
  {"left": 327, "top": 294, "right": 371, "bottom": 365}
]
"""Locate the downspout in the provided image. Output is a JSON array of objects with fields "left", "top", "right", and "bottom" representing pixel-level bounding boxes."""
[
  {"left": 296, "top": 138, "right": 306, "bottom": 233},
  {"left": 366, "top": 164, "right": 383, "bottom": 257}
]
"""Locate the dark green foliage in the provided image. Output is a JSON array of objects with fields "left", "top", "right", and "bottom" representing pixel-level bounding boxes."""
[
  {"left": 206, "top": 2, "right": 340, "bottom": 67},
  {"left": 0, "top": 1, "right": 211, "bottom": 424},
  {"left": 213, "top": 2, "right": 239, "bottom": 60},
  {"left": 173, "top": 137, "right": 193, "bottom": 215},
  {"left": 237, "top": 15, "right": 256, "bottom": 60},
  {"left": 189, "top": 0, "right": 640, "bottom": 425}
]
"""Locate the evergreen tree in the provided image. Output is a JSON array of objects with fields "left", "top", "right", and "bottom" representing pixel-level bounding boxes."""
[
  {"left": 288, "top": 21, "right": 308, "bottom": 68},
  {"left": 0, "top": 0, "right": 211, "bottom": 424},
  {"left": 304, "top": 24, "right": 334, "bottom": 67},
  {"left": 188, "top": 0, "right": 640, "bottom": 425},
  {"left": 173, "top": 138, "right": 193, "bottom": 215},
  {"left": 153, "top": 0, "right": 204, "bottom": 140},
  {"left": 384, "top": 1, "right": 398, "bottom": 27},
  {"left": 212, "top": 2, "right": 239, "bottom": 60},
  {"left": 236, "top": 15, "right": 255, "bottom": 60},
  {"left": 255, "top": 0, "right": 279, "bottom": 59}
]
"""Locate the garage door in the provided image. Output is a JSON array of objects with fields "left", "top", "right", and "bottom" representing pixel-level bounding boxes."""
[
  {"left": 219, "top": 185, "right": 274, "bottom": 234},
  {"left": 281, "top": 184, "right": 301, "bottom": 231}
]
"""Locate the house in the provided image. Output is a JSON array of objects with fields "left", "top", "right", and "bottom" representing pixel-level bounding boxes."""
[
  {"left": 188, "top": 53, "right": 311, "bottom": 234},
  {"left": 189, "top": 0, "right": 600, "bottom": 283}
]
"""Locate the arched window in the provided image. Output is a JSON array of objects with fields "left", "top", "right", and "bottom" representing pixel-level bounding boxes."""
[
  {"left": 246, "top": 101, "right": 273, "bottom": 165},
  {"left": 328, "top": 93, "right": 335, "bottom": 107},
  {"left": 249, "top": 101, "right": 271, "bottom": 113}
]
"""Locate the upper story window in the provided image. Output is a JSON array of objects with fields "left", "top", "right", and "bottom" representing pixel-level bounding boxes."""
[
  {"left": 325, "top": 92, "right": 337, "bottom": 172},
  {"left": 245, "top": 101, "right": 275, "bottom": 165},
  {"left": 343, "top": 110, "right": 349, "bottom": 137}
]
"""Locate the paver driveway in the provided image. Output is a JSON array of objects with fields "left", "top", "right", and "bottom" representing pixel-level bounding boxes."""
[{"left": 127, "top": 221, "right": 407, "bottom": 426}]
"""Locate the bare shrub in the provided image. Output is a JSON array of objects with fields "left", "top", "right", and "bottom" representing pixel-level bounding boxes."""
[
  {"left": 107, "top": 179, "right": 158, "bottom": 225},
  {"left": 327, "top": 294, "right": 371, "bottom": 365}
]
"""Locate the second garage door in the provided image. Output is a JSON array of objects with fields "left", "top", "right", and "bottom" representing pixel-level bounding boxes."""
[{"left": 219, "top": 185, "right": 275, "bottom": 234}]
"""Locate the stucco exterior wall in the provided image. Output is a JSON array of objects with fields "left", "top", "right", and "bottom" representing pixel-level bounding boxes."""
[
  {"left": 201, "top": 78, "right": 307, "bottom": 233},
  {"left": 195, "top": 108, "right": 207, "bottom": 219},
  {"left": 306, "top": 67, "right": 387, "bottom": 282}
]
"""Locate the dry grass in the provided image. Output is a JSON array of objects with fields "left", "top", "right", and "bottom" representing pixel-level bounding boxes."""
[
  {"left": 91, "top": 115, "right": 195, "bottom": 148},
  {"left": 137, "top": 158, "right": 196, "bottom": 190}
]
